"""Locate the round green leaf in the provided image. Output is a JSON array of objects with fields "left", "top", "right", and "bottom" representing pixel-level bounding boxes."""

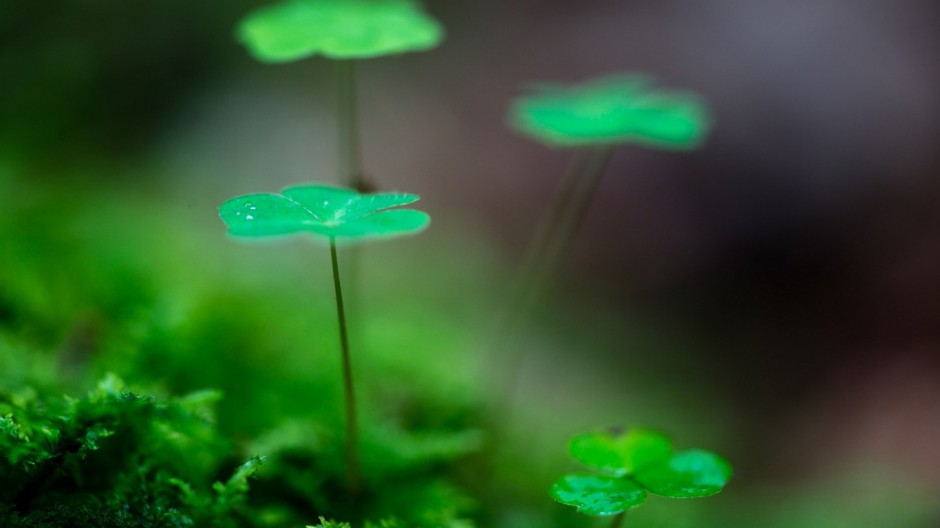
[
  {"left": 217, "top": 193, "right": 314, "bottom": 237},
  {"left": 280, "top": 185, "right": 419, "bottom": 223},
  {"left": 219, "top": 184, "right": 429, "bottom": 241},
  {"left": 550, "top": 474, "right": 646, "bottom": 516},
  {"left": 569, "top": 428, "right": 672, "bottom": 476},
  {"left": 633, "top": 449, "right": 732, "bottom": 498},
  {"left": 509, "top": 74, "right": 710, "bottom": 149},
  {"left": 309, "top": 209, "right": 430, "bottom": 239},
  {"left": 238, "top": 0, "right": 445, "bottom": 62}
]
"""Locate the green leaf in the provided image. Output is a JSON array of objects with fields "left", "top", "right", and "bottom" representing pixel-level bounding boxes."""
[
  {"left": 633, "top": 449, "right": 732, "bottom": 498},
  {"left": 219, "top": 184, "right": 430, "bottom": 242},
  {"left": 550, "top": 474, "right": 646, "bottom": 516},
  {"left": 212, "top": 457, "right": 264, "bottom": 512},
  {"left": 509, "top": 74, "right": 710, "bottom": 149},
  {"left": 238, "top": 0, "right": 445, "bottom": 62},
  {"left": 569, "top": 428, "right": 672, "bottom": 476}
]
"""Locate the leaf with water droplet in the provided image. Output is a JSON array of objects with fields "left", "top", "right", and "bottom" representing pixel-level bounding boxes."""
[
  {"left": 238, "top": 0, "right": 444, "bottom": 63},
  {"left": 219, "top": 184, "right": 430, "bottom": 241},
  {"left": 509, "top": 74, "right": 710, "bottom": 149},
  {"left": 569, "top": 428, "right": 673, "bottom": 476},
  {"left": 633, "top": 449, "right": 732, "bottom": 498},
  {"left": 550, "top": 474, "right": 646, "bottom": 516}
]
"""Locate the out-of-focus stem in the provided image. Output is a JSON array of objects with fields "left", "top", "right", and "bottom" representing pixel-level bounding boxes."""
[
  {"left": 493, "top": 146, "right": 615, "bottom": 378},
  {"left": 334, "top": 59, "right": 365, "bottom": 347},
  {"left": 513, "top": 146, "right": 613, "bottom": 333},
  {"left": 335, "top": 60, "right": 365, "bottom": 192},
  {"left": 609, "top": 511, "right": 626, "bottom": 528}
]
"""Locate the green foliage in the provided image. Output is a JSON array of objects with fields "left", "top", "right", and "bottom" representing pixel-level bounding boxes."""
[
  {"left": 238, "top": 0, "right": 444, "bottom": 62},
  {"left": 0, "top": 177, "right": 484, "bottom": 527},
  {"left": 4, "top": 151, "right": 939, "bottom": 528},
  {"left": 509, "top": 74, "right": 710, "bottom": 149},
  {"left": 550, "top": 474, "right": 646, "bottom": 515},
  {"left": 551, "top": 428, "right": 731, "bottom": 517},
  {"left": 219, "top": 184, "right": 430, "bottom": 242},
  {"left": 0, "top": 373, "right": 258, "bottom": 527},
  {"left": 633, "top": 449, "right": 733, "bottom": 499},
  {"left": 242, "top": 417, "right": 479, "bottom": 527},
  {"left": 569, "top": 428, "right": 672, "bottom": 476}
]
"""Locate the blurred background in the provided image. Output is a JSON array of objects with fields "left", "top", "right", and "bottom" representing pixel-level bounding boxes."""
[{"left": 2, "top": 0, "right": 940, "bottom": 526}]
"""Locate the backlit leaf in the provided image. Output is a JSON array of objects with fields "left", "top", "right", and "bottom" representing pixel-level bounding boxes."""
[
  {"left": 569, "top": 428, "right": 672, "bottom": 476},
  {"left": 633, "top": 449, "right": 732, "bottom": 498},
  {"left": 219, "top": 184, "right": 429, "bottom": 241},
  {"left": 510, "top": 74, "right": 710, "bottom": 149},
  {"left": 550, "top": 474, "right": 646, "bottom": 516},
  {"left": 238, "top": 0, "right": 444, "bottom": 62}
]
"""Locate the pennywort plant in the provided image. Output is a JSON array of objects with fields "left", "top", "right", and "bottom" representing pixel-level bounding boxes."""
[
  {"left": 551, "top": 427, "right": 731, "bottom": 525},
  {"left": 219, "top": 184, "right": 430, "bottom": 493},
  {"left": 237, "top": 0, "right": 444, "bottom": 190},
  {"left": 500, "top": 75, "right": 711, "bottom": 348}
]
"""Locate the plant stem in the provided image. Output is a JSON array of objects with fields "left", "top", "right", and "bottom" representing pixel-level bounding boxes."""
[
  {"left": 529, "top": 146, "right": 614, "bottom": 302},
  {"left": 609, "top": 512, "right": 626, "bottom": 528},
  {"left": 480, "top": 147, "right": 615, "bottom": 476},
  {"left": 334, "top": 59, "right": 364, "bottom": 358},
  {"left": 335, "top": 60, "right": 365, "bottom": 192},
  {"left": 492, "top": 146, "right": 615, "bottom": 373},
  {"left": 329, "top": 237, "right": 361, "bottom": 494}
]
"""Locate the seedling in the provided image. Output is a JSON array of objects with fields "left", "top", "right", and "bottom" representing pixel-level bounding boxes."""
[
  {"left": 237, "top": 0, "right": 445, "bottom": 190},
  {"left": 494, "top": 75, "right": 712, "bottom": 398},
  {"left": 506, "top": 74, "right": 710, "bottom": 322},
  {"left": 219, "top": 184, "right": 430, "bottom": 493},
  {"left": 551, "top": 427, "right": 731, "bottom": 526}
]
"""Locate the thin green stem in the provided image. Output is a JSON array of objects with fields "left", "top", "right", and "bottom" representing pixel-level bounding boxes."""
[
  {"left": 329, "top": 237, "right": 361, "bottom": 494},
  {"left": 504, "top": 149, "right": 593, "bottom": 328},
  {"left": 532, "top": 146, "right": 614, "bottom": 295},
  {"left": 334, "top": 59, "right": 364, "bottom": 368},
  {"left": 609, "top": 512, "right": 626, "bottom": 528},
  {"left": 492, "top": 146, "right": 615, "bottom": 368},
  {"left": 335, "top": 60, "right": 365, "bottom": 192},
  {"left": 483, "top": 146, "right": 615, "bottom": 454}
]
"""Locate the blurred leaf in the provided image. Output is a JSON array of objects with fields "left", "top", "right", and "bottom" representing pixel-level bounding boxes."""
[
  {"left": 550, "top": 474, "right": 646, "bottom": 516},
  {"left": 510, "top": 74, "right": 710, "bottom": 149},
  {"left": 238, "top": 0, "right": 444, "bottom": 62},
  {"left": 363, "top": 423, "right": 484, "bottom": 479},
  {"left": 633, "top": 449, "right": 732, "bottom": 498},
  {"left": 219, "top": 184, "right": 430, "bottom": 241},
  {"left": 569, "top": 428, "right": 672, "bottom": 476}
]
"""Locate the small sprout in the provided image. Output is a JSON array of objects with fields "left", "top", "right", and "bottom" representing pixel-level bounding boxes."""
[
  {"left": 219, "top": 183, "right": 430, "bottom": 494},
  {"left": 219, "top": 184, "right": 430, "bottom": 242},
  {"left": 238, "top": 0, "right": 445, "bottom": 63},
  {"left": 510, "top": 74, "right": 710, "bottom": 149},
  {"left": 551, "top": 427, "right": 731, "bottom": 517},
  {"left": 491, "top": 75, "right": 713, "bottom": 402}
]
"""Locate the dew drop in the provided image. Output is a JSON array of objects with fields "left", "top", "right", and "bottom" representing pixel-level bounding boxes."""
[{"left": 245, "top": 215, "right": 255, "bottom": 220}]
